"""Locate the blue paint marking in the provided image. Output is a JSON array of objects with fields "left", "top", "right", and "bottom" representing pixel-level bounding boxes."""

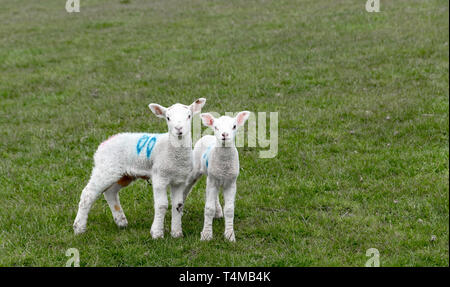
[
  {"left": 136, "top": 134, "right": 160, "bottom": 158},
  {"left": 202, "top": 145, "right": 213, "bottom": 169},
  {"left": 136, "top": 135, "right": 150, "bottom": 155},
  {"left": 146, "top": 136, "right": 157, "bottom": 158}
]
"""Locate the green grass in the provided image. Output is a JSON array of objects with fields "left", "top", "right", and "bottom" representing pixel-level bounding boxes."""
[{"left": 0, "top": 0, "right": 448, "bottom": 266}]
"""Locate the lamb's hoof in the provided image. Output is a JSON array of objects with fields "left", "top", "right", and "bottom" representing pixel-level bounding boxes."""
[
  {"left": 73, "top": 223, "right": 86, "bottom": 235},
  {"left": 115, "top": 217, "right": 128, "bottom": 229},
  {"left": 150, "top": 229, "right": 164, "bottom": 239},
  {"left": 117, "top": 221, "right": 128, "bottom": 229},
  {"left": 171, "top": 230, "right": 183, "bottom": 238},
  {"left": 200, "top": 231, "right": 213, "bottom": 241},
  {"left": 224, "top": 230, "right": 235, "bottom": 242}
]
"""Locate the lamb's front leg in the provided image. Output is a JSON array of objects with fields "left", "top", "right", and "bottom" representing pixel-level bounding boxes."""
[
  {"left": 223, "top": 181, "right": 237, "bottom": 242},
  {"left": 150, "top": 176, "right": 169, "bottom": 239},
  {"left": 170, "top": 183, "right": 185, "bottom": 238},
  {"left": 200, "top": 177, "right": 218, "bottom": 241}
]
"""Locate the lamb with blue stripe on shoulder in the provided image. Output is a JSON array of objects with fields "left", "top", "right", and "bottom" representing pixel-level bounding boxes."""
[
  {"left": 73, "top": 98, "right": 206, "bottom": 239},
  {"left": 184, "top": 111, "right": 250, "bottom": 242}
]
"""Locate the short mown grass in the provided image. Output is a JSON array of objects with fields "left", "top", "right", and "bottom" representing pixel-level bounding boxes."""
[{"left": 0, "top": 0, "right": 448, "bottom": 266}]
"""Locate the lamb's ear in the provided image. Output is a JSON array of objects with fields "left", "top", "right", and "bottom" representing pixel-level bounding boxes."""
[
  {"left": 148, "top": 103, "right": 167, "bottom": 118},
  {"left": 200, "top": 113, "right": 215, "bottom": 127},
  {"left": 189, "top": 98, "right": 206, "bottom": 115},
  {"left": 235, "top": 111, "right": 250, "bottom": 128}
]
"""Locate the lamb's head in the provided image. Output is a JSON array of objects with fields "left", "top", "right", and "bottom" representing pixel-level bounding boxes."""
[
  {"left": 201, "top": 111, "right": 250, "bottom": 146},
  {"left": 149, "top": 98, "right": 206, "bottom": 139}
]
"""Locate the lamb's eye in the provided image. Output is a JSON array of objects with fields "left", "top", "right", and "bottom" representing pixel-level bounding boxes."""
[
  {"left": 167, "top": 117, "right": 170, "bottom": 121},
  {"left": 214, "top": 126, "right": 218, "bottom": 131},
  {"left": 188, "top": 114, "right": 191, "bottom": 119},
  {"left": 233, "top": 125, "right": 237, "bottom": 129}
]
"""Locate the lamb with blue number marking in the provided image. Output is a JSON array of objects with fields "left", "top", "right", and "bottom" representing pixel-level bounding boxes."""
[
  {"left": 184, "top": 111, "right": 250, "bottom": 242},
  {"left": 73, "top": 98, "right": 206, "bottom": 239}
]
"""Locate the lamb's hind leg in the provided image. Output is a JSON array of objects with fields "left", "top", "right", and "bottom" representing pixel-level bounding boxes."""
[
  {"left": 214, "top": 193, "right": 223, "bottom": 218},
  {"left": 73, "top": 169, "right": 118, "bottom": 234},
  {"left": 183, "top": 171, "right": 202, "bottom": 202},
  {"left": 104, "top": 182, "right": 128, "bottom": 229}
]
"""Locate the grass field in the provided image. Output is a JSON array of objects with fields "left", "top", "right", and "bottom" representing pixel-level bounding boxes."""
[{"left": 0, "top": 0, "right": 448, "bottom": 266}]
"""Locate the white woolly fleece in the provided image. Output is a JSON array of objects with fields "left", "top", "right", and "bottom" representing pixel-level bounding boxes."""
[
  {"left": 73, "top": 98, "right": 206, "bottom": 239},
  {"left": 184, "top": 111, "right": 250, "bottom": 242}
]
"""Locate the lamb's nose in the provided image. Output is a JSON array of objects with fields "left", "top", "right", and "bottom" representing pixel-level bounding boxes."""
[
  {"left": 222, "top": 132, "right": 228, "bottom": 138},
  {"left": 175, "top": 126, "right": 183, "bottom": 131}
]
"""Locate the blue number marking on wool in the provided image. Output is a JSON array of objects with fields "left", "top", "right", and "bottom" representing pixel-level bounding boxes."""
[
  {"left": 136, "top": 135, "right": 150, "bottom": 155},
  {"left": 202, "top": 145, "right": 213, "bottom": 169},
  {"left": 146, "top": 136, "right": 157, "bottom": 158},
  {"left": 136, "top": 134, "right": 159, "bottom": 158}
]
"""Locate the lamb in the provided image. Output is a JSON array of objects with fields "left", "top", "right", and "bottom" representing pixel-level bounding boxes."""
[
  {"left": 73, "top": 98, "right": 206, "bottom": 239},
  {"left": 184, "top": 111, "right": 250, "bottom": 242}
]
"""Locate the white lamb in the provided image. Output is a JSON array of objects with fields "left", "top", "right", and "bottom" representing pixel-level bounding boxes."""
[
  {"left": 184, "top": 111, "right": 250, "bottom": 242},
  {"left": 73, "top": 98, "right": 206, "bottom": 239}
]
